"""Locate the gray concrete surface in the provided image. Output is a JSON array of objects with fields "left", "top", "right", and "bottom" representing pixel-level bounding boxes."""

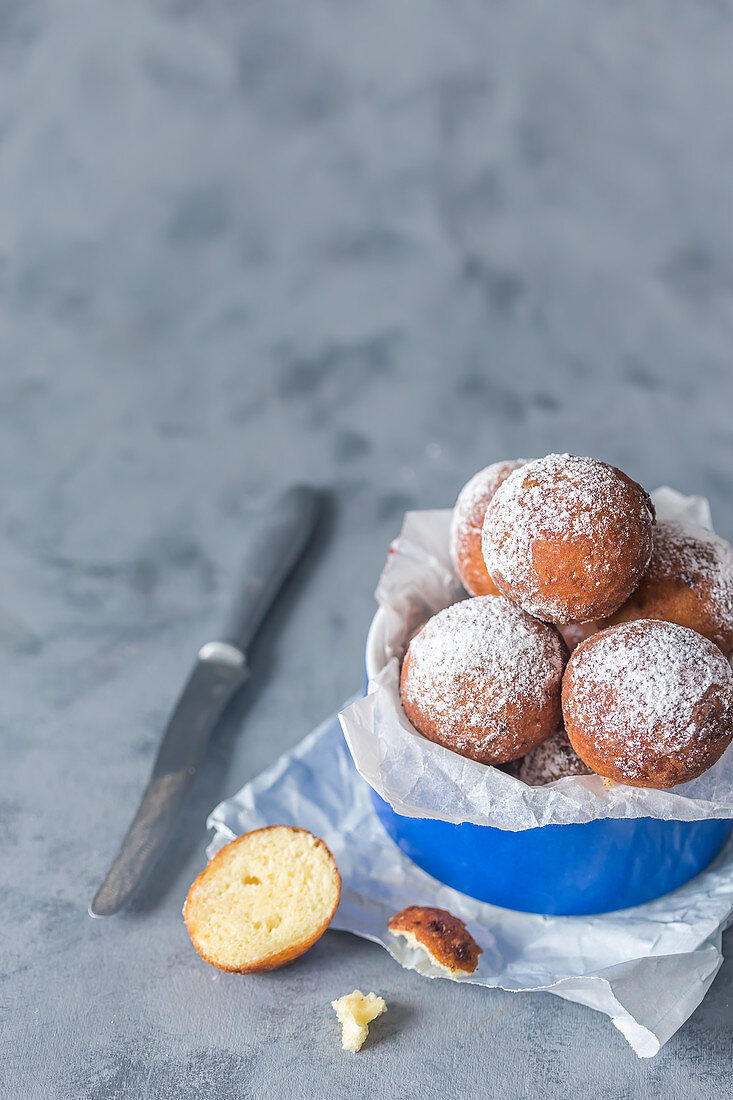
[{"left": 3, "top": 1, "right": 733, "bottom": 1096}]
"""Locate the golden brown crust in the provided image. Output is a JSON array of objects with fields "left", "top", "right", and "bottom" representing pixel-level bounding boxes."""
[
  {"left": 482, "top": 455, "right": 656, "bottom": 624},
  {"left": 183, "top": 826, "right": 341, "bottom": 974},
  {"left": 388, "top": 906, "right": 482, "bottom": 974},
  {"left": 562, "top": 621, "right": 733, "bottom": 788},
  {"left": 603, "top": 519, "right": 733, "bottom": 656},
  {"left": 399, "top": 597, "right": 568, "bottom": 765},
  {"left": 450, "top": 460, "right": 527, "bottom": 596}
]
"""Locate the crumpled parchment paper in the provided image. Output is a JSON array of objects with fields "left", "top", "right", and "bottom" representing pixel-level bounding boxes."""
[
  {"left": 206, "top": 485, "right": 733, "bottom": 1057},
  {"left": 207, "top": 707, "right": 733, "bottom": 1058}
]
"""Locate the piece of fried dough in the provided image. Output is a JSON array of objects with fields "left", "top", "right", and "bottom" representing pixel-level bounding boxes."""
[
  {"left": 388, "top": 906, "right": 482, "bottom": 975},
  {"left": 184, "top": 826, "right": 341, "bottom": 973}
]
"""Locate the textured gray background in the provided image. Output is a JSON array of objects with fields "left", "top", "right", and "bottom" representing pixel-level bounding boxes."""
[{"left": 4, "top": 1, "right": 733, "bottom": 1097}]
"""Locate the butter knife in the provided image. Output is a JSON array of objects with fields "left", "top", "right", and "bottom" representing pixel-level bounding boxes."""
[{"left": 89, "top": 484, "right": 320, "bottom": 917}]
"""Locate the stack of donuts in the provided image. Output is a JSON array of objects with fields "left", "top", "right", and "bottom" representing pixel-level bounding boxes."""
[{"left": 399, "top": 454, "right": 733, "bottom": 789}]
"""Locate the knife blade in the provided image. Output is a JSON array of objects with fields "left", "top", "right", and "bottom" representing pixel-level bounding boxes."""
[{"left": 89, "top": 484, "right": 320, "bottom": 917}]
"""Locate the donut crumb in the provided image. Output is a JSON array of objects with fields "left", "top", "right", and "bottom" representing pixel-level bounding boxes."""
[{"left": 332, "top": 991, "right": 387, "bottom": 1052}]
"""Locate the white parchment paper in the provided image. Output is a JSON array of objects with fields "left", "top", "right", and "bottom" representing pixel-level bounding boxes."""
[
  {"left": 207, "top": 707, "right": 733, "bottom": 1058},
  {"left": 206, "top": 486, "right": 733, "bottom": 1057},
  {"left": 339, "top": 488, "right": 733, "bottom": 830}
]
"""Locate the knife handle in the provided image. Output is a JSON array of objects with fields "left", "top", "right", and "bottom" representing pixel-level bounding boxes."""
[{"left": 219, "top": 484, "right": 320, "bottom": 655}]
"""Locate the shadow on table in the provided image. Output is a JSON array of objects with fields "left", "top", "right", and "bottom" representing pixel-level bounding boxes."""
[{"left": 124, "top": 486, "right": 337, "bottom": 917}]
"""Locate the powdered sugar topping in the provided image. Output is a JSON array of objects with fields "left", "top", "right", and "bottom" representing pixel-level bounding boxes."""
[
  {"left": 449, "top": 460, "right": 527, "bottom": 574},
  {"left": 403, "top": 595, "right": 566, "bottom": 752},
  {"left": 648, "top": 519, "right": 733, "bottom": 644},
  {"left": 567, "top": 620, "right": 733, "bottom": 778},
  {"left": 482, "top": 453, "right": 654, "bottom": 622},
  {"left": 518, "top": 728, "right": 593, "bottom": 785}
]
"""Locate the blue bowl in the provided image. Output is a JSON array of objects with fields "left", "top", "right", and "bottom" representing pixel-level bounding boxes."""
[
  {"left": 370, "top": 790, "right": 732, "bottom": 915},
  {"left": 363, "top": 607, "right": 732, "bottom": 915}
]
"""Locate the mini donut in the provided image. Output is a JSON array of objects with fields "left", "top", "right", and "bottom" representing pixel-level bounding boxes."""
[
  {"left": 517, "top": 727, "right": 593, "bottom": 785},
  {"left": 449, "top": 460, "right": 528, "bottom": 596},
  {"left": 603, "top": 518, "right": 733, "bottom": 657},
  {"left": 482, "top": 454, "right": 655, "bottom": 624},
  {"left": 562, "top": 620, "right": 733, "bottom": 789},
  {"left": 399, "top": 595, "right": 568, "bottom": 765}
]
